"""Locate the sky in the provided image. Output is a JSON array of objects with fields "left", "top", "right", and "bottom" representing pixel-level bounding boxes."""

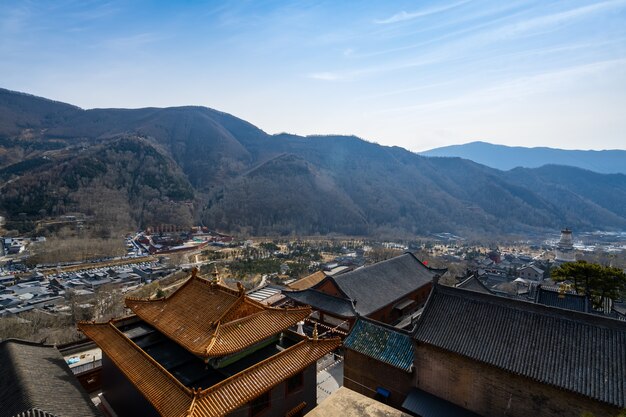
[{"left": 1, "top": 0, "right": 625, "bottom": 152}]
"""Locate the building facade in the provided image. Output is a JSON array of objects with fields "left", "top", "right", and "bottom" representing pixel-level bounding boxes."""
[
  {"left": 79, "top": 270, "right": 340, "bottom": 417},
  {"left": 286, "top": 253, "right": 445, "bottom": 331},
  {"left": 412, "top": 285, "right": 626, "bottom": 417}
]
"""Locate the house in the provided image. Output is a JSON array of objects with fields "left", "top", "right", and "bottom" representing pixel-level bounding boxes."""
[
  {"left": 78, "top": 270, "right": 340, "bottom": 417},
  {"left": 0, "top": 339, "right": 100, "bottom": 417},
  {"left": 455, "top": 275, "right": 494, "bottom": 294},
  {"left": 286, "top": 253, "right": 445, "bottom": 330},
  {"left": 412, "top": 284, "right": 626, "bottom": 417},
  {"left": 517, "top": 264, "right": 544, "bottom": 281},
  {"left": 343, "top": 318, "right": 414, "bottom": 409}
]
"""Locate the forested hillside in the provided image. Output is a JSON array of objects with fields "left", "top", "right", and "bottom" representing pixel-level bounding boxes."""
[{"left": 2, "top": 88, "right": 626, "bottom": 236}]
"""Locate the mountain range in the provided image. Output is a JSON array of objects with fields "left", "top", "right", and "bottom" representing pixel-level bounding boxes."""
[
  {"left": 421, "top": 141, "right": 626, "bottom": 174},
  {"left": 1, "top": 88, "right": 626, "bottom": 237}
]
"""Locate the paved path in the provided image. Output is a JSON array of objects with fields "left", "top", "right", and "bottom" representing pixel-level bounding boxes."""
[{"left": 316, "top": 356, "right": 343, "bottom": 404}]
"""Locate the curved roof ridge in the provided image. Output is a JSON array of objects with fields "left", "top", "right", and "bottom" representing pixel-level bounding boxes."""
[
  {"left": 212, "top": 285, "right": 249, "bottom": 324},
  {"left": 204, "top": 323, "right": 221, "bottom": 356},
  {"left": 198, "top": 336, "right": 341, "bottom": 397}
]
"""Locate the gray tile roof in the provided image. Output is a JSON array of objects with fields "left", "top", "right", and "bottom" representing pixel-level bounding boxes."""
[
  {"left": 344, "top": 318, "right": 414, "bottom": 372},
  {"left": 0, "top": 339, "right": 100, "bottom": 417},
  {"left": 324, "top": 253, "right": 444, "bottom": 316},
  {"left": 535, "top": 285, "right": 588, "bottom": 312},
  {"left": 456, "top": 275, "right": 493, "bottom": 294},
  {"left": 402, "top": 388, "right": 483, "bottom": 417},
  {"left": 285, "top": 289, "right": 357, "bottom": 317},
  {"left": 413, "top": 285, "right": 626, "bottom": 408}
]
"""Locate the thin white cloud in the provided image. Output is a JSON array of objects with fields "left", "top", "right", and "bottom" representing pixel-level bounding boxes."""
[
  {"left": 375, "top": 0, "right": 470, "bottom": 24},
  {"left": 376, "top": 58, "right": 626, "bottom": 114},
  {"left": 494, "top": 0, "right": 626, "bottom": 39},
  {"left": 101, "top": 32, "right": 164, "bottom": 50},
  {"left": 308, "top": 72, "right": 342, "bottom": 81}
]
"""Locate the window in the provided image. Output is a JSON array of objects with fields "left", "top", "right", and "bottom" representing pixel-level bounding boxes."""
[
  {"left": 286, "top": 372, "right": 304, "bottom": 394},
  {"left": 250, "top": 391, "right": 270, "bottom": 416}
]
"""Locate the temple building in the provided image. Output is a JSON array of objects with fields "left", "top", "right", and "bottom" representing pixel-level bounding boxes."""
[
  {"left": 412, "top": 284, "right": 626, "bottom": 417},
  {"left": 285, "top": 253, "right": 445, "bottom": 331},
  {"left": 554, "top": 228, "right": 576, "bottom": 264},
  {"left": 0, "top": 339, "right": 101, "bottom": 417},
  {"left": 78, "top": 270, "right": 340, "bottom": 417}
]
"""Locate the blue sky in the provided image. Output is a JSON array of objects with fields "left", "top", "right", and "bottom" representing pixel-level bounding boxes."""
[{"left": 1, "top": 0, "right": 625, "bottom": 151}]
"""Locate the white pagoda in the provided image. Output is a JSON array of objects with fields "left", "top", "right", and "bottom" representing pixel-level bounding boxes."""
[{"left": 554, "top": 228, "right": 576, "bottom": 264}]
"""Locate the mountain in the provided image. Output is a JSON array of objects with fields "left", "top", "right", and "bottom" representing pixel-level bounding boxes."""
[
  {"left": 1, "top": 87, "right": 626, "bottom": 236},
  {"left": 420, "top": 141, "right": 626, "bottom": 174}
]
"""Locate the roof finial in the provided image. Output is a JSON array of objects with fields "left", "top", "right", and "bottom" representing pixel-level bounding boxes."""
[
  {"left": 192, "top": 267, "right": 198, "bottom": 279},
  {"left": 237, "top": 282, "right": 245, "bottom": 295},
  {"left": 212, "top": 265, "right": 220, "bottom": 283},
  {"left": 312, "top": 323, "right": 318, "bottom": 340}
]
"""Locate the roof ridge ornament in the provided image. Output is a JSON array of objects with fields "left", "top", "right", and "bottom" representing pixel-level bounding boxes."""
[
  {"left": 312, "top": 323, "right": 318, "bottom": 340},
  {"left": 211, "top": 265, "right": 220, "bottom": 284}
]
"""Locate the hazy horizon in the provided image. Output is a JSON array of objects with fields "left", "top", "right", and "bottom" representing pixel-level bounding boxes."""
[{"left": 1, "top": 0, "right": 625, "bottom": 152}]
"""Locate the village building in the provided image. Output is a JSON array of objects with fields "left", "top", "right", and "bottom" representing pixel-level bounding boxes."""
[
  {"left": 517, "top": 264, "right": 544, "bottom": 281},
  {"left": 455, "top": 274, "right": 494, "bottom": 294},
  {"left": 285, "top": 253, "right": 445, "bottom": 331},
  {"left": 78, "top": 270, "right": 340, "bottom": 417},
  {"left": 0, "top": 339, "right": 101, "bottom": 417},
  {"left": 412, "top": 284, "right": 626, "bottom": 417}
]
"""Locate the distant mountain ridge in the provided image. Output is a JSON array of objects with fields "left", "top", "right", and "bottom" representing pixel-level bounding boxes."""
[
  {"left": 420, "top": 141, "right": 626, "bottom": 174},
  {"left": 1, "top": 87, "right": 626, "bottom": 236}
]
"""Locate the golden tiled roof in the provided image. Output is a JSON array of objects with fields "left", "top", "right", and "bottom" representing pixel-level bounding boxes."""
[
  {"left": 190, "top": 336, "right": 340, "bottom": 416},
  {"left": 78, "top": 321, "right": 340, "bottom": 417},
  {"left": 288, "top": 271, "right": 326, "bottom": 290},
  {"left": 78, "top": 321, "right": 192, "bottom": 417},
  {"left": 125, "top": 274, "right": 311, "bottom": 357}
]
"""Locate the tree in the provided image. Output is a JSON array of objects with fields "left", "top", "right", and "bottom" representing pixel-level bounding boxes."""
[{"left": 552, "top": 261, "right": 626, "bottom": 309}]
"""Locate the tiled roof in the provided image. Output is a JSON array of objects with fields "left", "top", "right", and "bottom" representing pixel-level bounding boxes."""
[
  {"left": 285, "top": 289, "right": 357, "bottom": 318},
  {"left": 344, "top": 318, "right": 414, "bottom": 372},
  {"left": 78, "top": 321, "right": 340, "bottom": 417},
  {"left": 535, "top": 285, "right": 588, "bottom": 313},
  {"left": 125, "top": 275, "right": 311, "bottom": 357},
  {"left": 414, "top": 285, "right": 626, "bottom": 408},
  {"left": 78, "top": 321, "right": 192, "bottom": 417},
  {"left": 190, "top": 337, "right": 341, "bottom": 416},
  {"left": 288, "top": 271, "right": 326, "bottom": 290},
  {"left": 455, "top": 275, "right": 493, "bottom": 294},
  {"left": 0, "top": 339, "right": 100, "bottom": 417},
  {"left": 323, "top": 253, "right": 443, "bottom": 316},
  {"left": 401, "top": 388, "right": 482, "bottom": 417}
]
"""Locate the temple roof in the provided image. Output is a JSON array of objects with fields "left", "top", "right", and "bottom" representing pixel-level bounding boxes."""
[
  {"left": 125, "top": 274, "right": 311, "bottom": 357},
  {"left": 414, "top": 285, "right": 626, "bottom": 408},
  {"left": 455, "top": 275, "right": 494, "bottom": 294},
  {"left": 0, "top": 339, "right": 100, "bottom": 417},
  {"left": 285, "top": 289, "right": 357, "bottom": 318},
  {"left": 78, "top": 321, "right": 340, "bottom": 417},
  {"left": 344, "top": 318, "right": 414, "bottom": 372},
  {"left": 316, "top": 252, "right": 445, "bottom": 316},
  {"left": 288, "top": 271, "right": 327, "bottom": 290}
]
